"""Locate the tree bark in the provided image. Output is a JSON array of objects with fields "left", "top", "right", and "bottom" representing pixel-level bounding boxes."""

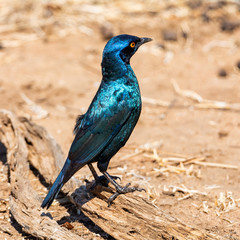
[{"left": 0, "top": 110, "right": 222, "bottom": 240}]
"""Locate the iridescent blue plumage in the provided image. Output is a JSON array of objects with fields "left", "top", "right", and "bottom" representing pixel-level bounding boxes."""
[{"left": 41, "top": 34, "right": 152, "bottom": 209}]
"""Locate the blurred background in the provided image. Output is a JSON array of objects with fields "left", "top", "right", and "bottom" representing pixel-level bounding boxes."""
[{"left": 0, "top": 0, "right": 240, "bottom": 239}]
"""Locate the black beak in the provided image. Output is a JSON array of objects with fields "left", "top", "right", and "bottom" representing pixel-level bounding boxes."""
[{"left": 139, "top": 37, "right": 152, "bottom": 45}]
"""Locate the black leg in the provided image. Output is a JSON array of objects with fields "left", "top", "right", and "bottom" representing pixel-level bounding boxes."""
[
  {"left": 88, "top": 163, "right": 99, "bottom": 181},
  {"left": 103, "top": 171, "right": 145, "bottom": 206},
  {"left": 88, "top": 163, "right": 120, "bottom": 187}
]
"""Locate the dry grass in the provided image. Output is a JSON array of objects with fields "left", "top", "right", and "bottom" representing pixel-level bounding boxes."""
[
  {"left": 123, "top": 141, "right": 240, "bottom": 219},
  {"left": 125, "top": 141, "right": 238, "bottom": 176}
]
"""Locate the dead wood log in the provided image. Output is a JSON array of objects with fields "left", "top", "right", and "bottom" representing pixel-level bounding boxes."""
[
  {"left": 0, "top": 110, "right": 222, "bottom": 240},
  {"left": 18, "top": 116, "right": 81, "bottom": 193},
  {"left": 0, "top": 110, "right": 82, "bottom": 240},
  {"left": 71, "top": 187, "right": 220, "bottom": 240}
]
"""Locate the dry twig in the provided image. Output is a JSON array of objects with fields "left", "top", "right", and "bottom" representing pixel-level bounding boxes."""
[
  {"left": 163, "top": 184, "right": 207, "bottom": 201},
  {"left": 142, "top": 96, "right": 170, "bottom": 107},
  {"left": 194, "top": 161, "right": 238, "bottom": 170},
  {"left": 142, "top": 80, "right": 240, "bottom": 111},
  {"left": 171, "top": 79, "right": 240, "bottom": 111},
  {"left": 215, "top": 192, "right": 238, "bottom": 215}
]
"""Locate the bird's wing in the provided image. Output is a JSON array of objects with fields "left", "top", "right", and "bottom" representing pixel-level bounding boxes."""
[{"left": 68, "top": 104, "right": 132, "bottom": 164}]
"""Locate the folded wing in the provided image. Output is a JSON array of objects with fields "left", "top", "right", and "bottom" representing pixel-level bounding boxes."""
[{"left": 68, "top": 104, "right": 132, "bottom": 165}]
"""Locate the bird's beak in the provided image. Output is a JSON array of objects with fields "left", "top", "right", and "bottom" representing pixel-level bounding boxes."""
[{"left": 139, "top": 37, "right": 152, "bottom": 45}]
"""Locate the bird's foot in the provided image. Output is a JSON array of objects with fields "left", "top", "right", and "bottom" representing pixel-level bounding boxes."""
[{"left": 107, "top": 183, "right": 145, "bottom": 206}]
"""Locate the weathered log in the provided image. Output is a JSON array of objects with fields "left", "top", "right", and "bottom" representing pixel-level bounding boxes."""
[
  {"left": 0, "top": 110, "right": 222, "bottom": 240},
  {"left": 71, "top": 186, "right": 220, "bottom": 240},
  {"left": 18, "top": 116, "right": 81, "bottom": 193},
  {"left": 0, "top": 110, "right": 82, "bottom": 240}
]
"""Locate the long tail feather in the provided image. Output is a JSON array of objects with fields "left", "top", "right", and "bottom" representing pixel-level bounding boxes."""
[{"left": 41, "top": 159, "right": 71, "bottom": 209}]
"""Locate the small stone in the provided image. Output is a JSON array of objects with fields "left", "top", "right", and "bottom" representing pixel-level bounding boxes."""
[
  {"left": 218, "top": 131, "right": 228, "bottom": 138},
  {"left": 201, "top": 12, "right": 210, "bottom": 23},
  {"left": 220, "top": 19, "right": 240, "bottom": 32},
  {"left": 218, "top": 69, "right": 227, "bottom": 78},
  {"left": 162, "top": 29, "right": 177, "bottom": 42},
  {"left": 186, "top": 0, "right": 202, "bottom": 9},
  {"left": 156, "top": 43, "right": 166, "bottom": 50},
  {"left": 100, "top": 22, "right": 114, "bottom": 40}
]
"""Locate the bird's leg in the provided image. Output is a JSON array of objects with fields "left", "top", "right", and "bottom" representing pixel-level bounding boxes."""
[
  {"left": 88, "top": 163, "right": 120, "bottom": 188},
  {"left": 88, "top": 163, "right": 99, "bottom": 182},
  {"left": 103, "top": 171, "right": 145, "bottom": 206}
]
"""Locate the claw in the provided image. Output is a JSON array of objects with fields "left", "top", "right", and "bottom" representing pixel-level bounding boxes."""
[{"left": 107, "top": 183, "right": 145, "bottom": 206}]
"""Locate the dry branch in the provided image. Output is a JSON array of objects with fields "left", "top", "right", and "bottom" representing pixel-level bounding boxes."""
[
  {"left": 0, "top": 110, "right": 222, "bottom": 239},
  {"left": 171, "top": 79, "right": 240, "bottom": 111},
  {"left": 143, "top": 80, "right": 240, "bottom": 111}
]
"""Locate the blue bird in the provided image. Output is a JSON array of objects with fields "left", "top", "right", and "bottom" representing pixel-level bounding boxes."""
[{"left": 41, "top": 34, "right": 152, "bottom": 209}]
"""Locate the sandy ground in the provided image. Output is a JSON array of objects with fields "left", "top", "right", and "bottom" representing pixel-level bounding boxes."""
[{"left": 0, "top": 1, "right": 240, "bottom": 239}]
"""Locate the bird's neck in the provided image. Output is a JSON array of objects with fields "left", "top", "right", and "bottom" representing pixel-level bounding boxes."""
[{"left": 101, "top": 52, "right": 132, "bottom": 80}]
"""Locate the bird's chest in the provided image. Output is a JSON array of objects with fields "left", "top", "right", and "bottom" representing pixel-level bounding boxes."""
[
  {"left": 113, "top": 85, "right": 141, "bottom": 112},
  {"left": 96, "top": 79, "right": 142, "bottom": 121}
]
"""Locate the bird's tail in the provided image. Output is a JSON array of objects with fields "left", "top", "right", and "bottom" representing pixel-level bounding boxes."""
[{"left": 41, "top": 158, "right": 71, "bottom": 209}]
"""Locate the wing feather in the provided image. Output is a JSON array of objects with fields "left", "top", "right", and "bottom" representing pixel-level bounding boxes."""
[{"left": 68, "top": 105, "right": 131, "bottom": 164}]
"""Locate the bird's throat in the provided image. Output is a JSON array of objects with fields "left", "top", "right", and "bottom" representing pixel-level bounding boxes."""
[{"left": 101, "top": 58, "right": 129, "bottom": 79}]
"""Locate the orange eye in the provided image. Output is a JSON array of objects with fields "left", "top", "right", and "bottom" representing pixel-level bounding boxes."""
[{"left": 130, "top": 42, "right": 135, "bottom": 48}]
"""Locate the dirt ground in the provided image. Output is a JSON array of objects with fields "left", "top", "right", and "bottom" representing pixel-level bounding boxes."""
[{"left": 0, "top": 1, "right": 240, "bottom": 239}]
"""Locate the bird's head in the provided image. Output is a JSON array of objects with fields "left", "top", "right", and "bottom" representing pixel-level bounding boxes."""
[{"left": 102, "top": 34, "right": 152, "bottom": 65}]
